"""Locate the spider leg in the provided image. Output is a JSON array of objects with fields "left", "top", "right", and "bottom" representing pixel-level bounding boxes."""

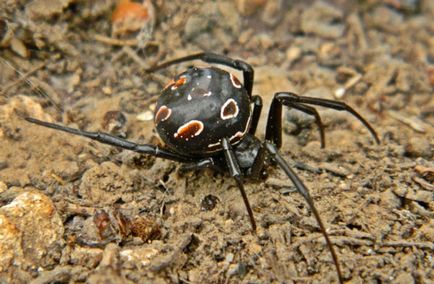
[
  {"left": 146, "top": 52, "right": 254, "bottom": 97},
  {"left": 264, "top": 141, "right": 343, "bottom": 284},
  {"left": 249, "top": 144, "right": 267, "bottom": 180},
  {"left": 266, "top": 92, "right": 327, "bottom": 149},
  {"left": 25, "top": 117, "right": 194, "bottom": 163},
  {"left": 179, "top": 157, "right": 224, "bottom": 173},
  {"left": 221, "top": 137, "right": 257, "bottom": 232},
  {"left": 249, "top": 95, "right": 263, "bottom": 136},
  {"left": 266, "top": 92, "right": 380, "bottom": 148}
]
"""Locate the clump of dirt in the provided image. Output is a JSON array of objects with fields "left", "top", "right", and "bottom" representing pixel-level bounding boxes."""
[{"left": 0, "top": 0, "right": 433, "bottom": 283}]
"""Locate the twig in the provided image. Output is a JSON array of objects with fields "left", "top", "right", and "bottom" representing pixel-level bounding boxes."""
[
  {"left": 93, "top": 34, "right": 138, "bottom": 46},
  {"left": 412, "top": 176, "right": 434, "bottom": 191},
  {"left": 0, "top": 61, "right": 47, "bottom": 95},
  {"left": 0, "top": 57, "right": 62, "bottom": 112},
  {"left": 388, "top": 110, "right": 428, "bottom": 133},
  {"left": 29, "top": 76, "right": 63, "bottom": 112},
  {"left": 291, "top": 233, "right": 434, "bottom": 250},
  {"left": 381, "top": 240, "right": 434, "bottom": 250}
]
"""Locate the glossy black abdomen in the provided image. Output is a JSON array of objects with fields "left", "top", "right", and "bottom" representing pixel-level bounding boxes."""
[{"left": 154, "top": 67, "right": 252, "bottom": 156}]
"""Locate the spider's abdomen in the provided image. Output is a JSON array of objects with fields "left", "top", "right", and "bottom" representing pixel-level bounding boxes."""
[{"left": 154, "top": 67, "right": 252, "bottom": 156}]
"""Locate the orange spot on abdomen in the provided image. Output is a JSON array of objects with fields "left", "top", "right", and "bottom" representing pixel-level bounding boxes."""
[{"left": 174, "top": 120, "right": 204, "bottom": 140}]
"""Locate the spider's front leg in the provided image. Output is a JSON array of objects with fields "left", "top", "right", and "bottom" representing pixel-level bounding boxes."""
[
  {"left": 265, "top": 92, "right": 380, "bottom": 149},
  {"left": 221, "top": 137, "right": 257, "bottom": 232},
  {"left": 25, "top": 117, "right": 193, "bottom": 163},
  {"left": 178, "top": 157, "right": 225, "bottom": 174}
]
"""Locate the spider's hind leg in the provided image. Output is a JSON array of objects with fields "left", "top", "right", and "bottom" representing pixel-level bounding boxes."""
[
  {"left": 145, "top": 52, "right": 255, "bottom": 97},
  {"left": 263, "top": 141, "right": 343, "bottom": 284}
]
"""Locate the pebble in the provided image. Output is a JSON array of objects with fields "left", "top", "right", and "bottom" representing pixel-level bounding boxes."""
[
  {"left": 380, "top": 188, "right": 402, "bottom": 209},
  {"left": 120, "top": 247, "right": 159, "bottom": 267},
  {"left": 136, "top": 110, "right": 154, "bottom": 121},
  {"left": 69, "top": 246, "right": 103, "bottom": 269},
  {"left": 286, "top": 46, "right": 302, "bottom": 63},
  {"left": 369, "top": 6, "right": 404, "bottom": 33},
  {"left": 0, "top": 190, "right": 64, "bottom": 273},
  {"left": 26, "top": 0, "right": 74, "bottom": 19},
  {"left": 200, "top": 194, "right": 219, "bottom": 211},
  {"left": 261, "top": 0, "right": 284, "bottom": 27},
  {"left": 394, "top": 272, "right": 415, "bottom": 284},
  {"left": 235, "top": 0, "right": 266, "bottom": 16},
  {"left": 301, "top": 1, "right": 344, "bottom": 38},
  {"left": 405, "top": 137, "right": 432, "bottom": 159},
  {"left": 0, "top": 181, "right": 7, "bottom": 194},
  {"left": 184, "top": 15, "right": 209, "bottom": 41}
]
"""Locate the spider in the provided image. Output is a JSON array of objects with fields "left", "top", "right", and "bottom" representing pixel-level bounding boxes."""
[{"left": 26, "top": 52, "right": 380, "bottom": 283}]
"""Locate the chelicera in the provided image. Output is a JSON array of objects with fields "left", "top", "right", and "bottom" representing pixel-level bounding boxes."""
[{"left": 26, "top": 53, "right": 380, "bottom": 283}]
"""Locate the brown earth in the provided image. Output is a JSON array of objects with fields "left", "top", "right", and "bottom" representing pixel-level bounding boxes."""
[{"left": 0, "top": 0, "right": 433, "bottom": 283}]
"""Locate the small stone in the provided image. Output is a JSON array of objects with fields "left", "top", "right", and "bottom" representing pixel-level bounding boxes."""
[
  {"left": 256, "top": 33, "right": 274, "bottom": 49},
  {"left": 235, "top": 0, "right": 266, "bottom": 16},
  {"left": 261, "top": 0, "right": 283, "bottom": 27},
  {"left": 394, "top": 272, "right": 415, "bottom": 284},
  {"left": 225, "top": 253, "right": 234, "bottom": 263},
  {"left": 26, "top": 0, "right": 74, "bottom": 19},
  {"left": 0, "top": 182, "right": 7, "bottom": 194},
  {"left": 200, "top": 194, "right": 219, "bottom": 211},
  {"left": 69, "top": 247, "right": 103, "bottom": 269},
  {"left": 136, "top": 111, "right": 154, "bottom": 121},
  {"left": 392, "top": 186, "right": 408, "bottom": 197},
  {"left": 111, "top": 0, "right": 155, "bottom": 38},
  {"left": 380, "top": 189, "right": 402, "bottom": 209},
  {"left": 120, "top": 247, "right": 159, "bottom": 268},
  {"left": 9, "top": 37, "right": 29, "bottom": 58},
  {"left": 412, "top": 190, "right": 432, "bottom": 203},
  {"left": 369, "top": 6, "right": 404, "bottom": 33},
  {"left": 334, "top": 87, "right": 346, "bottom": 98},
  {"left": 0, "top": 191, "right": 64, "bottom": 271},
  {"left": 286, "top": 46, "right": 302, "bottom": 63},
  {"left": 405, "top": 137, "right": 432, "bottom": 159},
  {"left": 102, "top": 86, "right": 112, "bottom": 95},
  {"left": 301, "top": 1, "right": 344, "bottom": 38}
]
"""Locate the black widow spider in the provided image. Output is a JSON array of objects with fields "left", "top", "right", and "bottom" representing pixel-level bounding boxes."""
[{"left": 26, "top": 53, "right": 380, "bottom": 283}]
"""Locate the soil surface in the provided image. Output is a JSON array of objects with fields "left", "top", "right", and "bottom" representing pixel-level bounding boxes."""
[{"left": 0, "top": 1, "right": 433, "bottom": 283}]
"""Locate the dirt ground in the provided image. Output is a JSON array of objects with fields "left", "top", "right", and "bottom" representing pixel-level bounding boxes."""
[{"left": 0, "top": 0, "right": 433, "bottom": 283}]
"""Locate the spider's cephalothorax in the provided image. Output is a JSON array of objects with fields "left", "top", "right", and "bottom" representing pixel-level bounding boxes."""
[
  {"left": 155, "top": 67, "right": 251, "bottom": 156},
  {"left": 26, "top": 52, "right": 380, "bottom": 284}
]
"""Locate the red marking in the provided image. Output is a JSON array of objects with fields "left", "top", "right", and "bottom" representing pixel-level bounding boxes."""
[
  {"left": 172, "top": 76, "right": 187, "bottom": 89},
  {"left": 174, "top": 120, "right": 204, "bottom": 140},
  {"left": 155, "top": 106, "right": 171, "bottom": 124}
]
